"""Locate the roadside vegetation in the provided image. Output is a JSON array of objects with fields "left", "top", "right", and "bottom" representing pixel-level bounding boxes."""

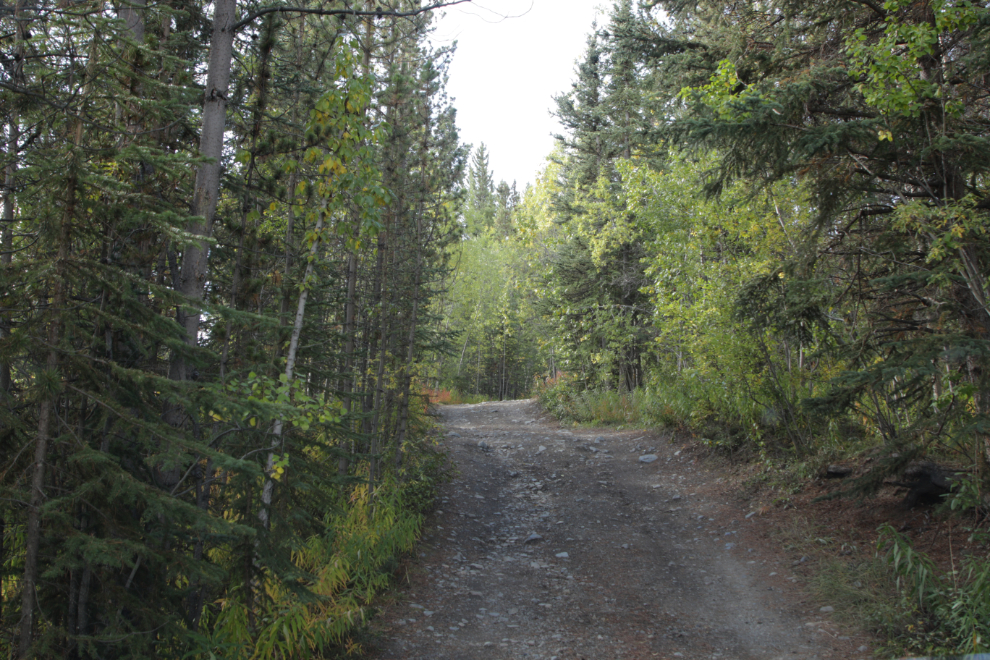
[
  {"left": 5, "top": 0, "right": 990, "bottom": 655},
  {"left": 1, "top": 2, "right": 462, "bottom": 656},
  {"left": 433, "top": 1, "right": 990, "bottom": 655}
]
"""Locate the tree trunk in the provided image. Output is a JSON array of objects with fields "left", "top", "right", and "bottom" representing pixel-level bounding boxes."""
[
  {"left": 1, "top": 120, "right": 17, "bottom": 398},
  {"left": 339, "top": 11, "right": 374, "bottom": 476},
  {"left": 169, "top": 0, "right": 237, "bottom": 382},
  {"left": 1, "top": 0, "right": 25, "bottom": 406},
  {"left": 259, "top": 207, "right": 325, "bottom": 529},
  {"left": 18, "top": 130, "right": 77, "bottom": 660},
  {"left": 220, "top": 14, "right": 273, "bottom": 382},
  {"left": 366, "top": 227, "right": 388, "bottom": 502},
  {"left": 339, "top": 250, "right": 358, "bottom": 476},
  {"left": 394, "top": 73, "right": 432, "bottom": 468}
]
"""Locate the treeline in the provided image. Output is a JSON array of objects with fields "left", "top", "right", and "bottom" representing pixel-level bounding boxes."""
[
  {"left": 437, "top": 0, "right": 990, "bottom": 647},
  {"left": 0, "top": 0, "right": 465, "bottom": 656},
  {"left": 430, "top": 144, "right": 545, "bottom": 401},
  {"left": 503, "top": 0, "right": 990, "bottom": 488},
  {"left": 497, "top": 0, "right": 990, "bottom": 652}
]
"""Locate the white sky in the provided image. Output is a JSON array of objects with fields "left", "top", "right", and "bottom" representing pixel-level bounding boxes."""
[{"left": 431, "top": 0, "right": 607, "bottom": 190}]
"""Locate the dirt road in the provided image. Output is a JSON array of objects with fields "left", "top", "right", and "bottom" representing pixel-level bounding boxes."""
[{"left": 370, "top": 400, "right": 872, "bottom": 659}]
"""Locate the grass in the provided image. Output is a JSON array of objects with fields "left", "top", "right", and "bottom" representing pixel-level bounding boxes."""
[
  {"left": 759, "top": 507, "right": 990, "bottom": 657},
  {"left": 764, "top": 512, "right": 908, "bottom": 655},
  {"left": 810, "top": 554, "right": 913, "bottom": 654},
  {"left": 423, "top": 388, "right": 491, "bottom": 405}
]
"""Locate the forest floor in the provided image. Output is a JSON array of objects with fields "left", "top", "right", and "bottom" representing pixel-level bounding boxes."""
[{"left": 367, "top": 399, "right": 881, "bottom": 660}]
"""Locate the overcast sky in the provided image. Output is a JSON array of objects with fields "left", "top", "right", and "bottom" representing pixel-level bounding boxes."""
[{"left": 431, "top": 0, "right": 606, "bottom": 190}]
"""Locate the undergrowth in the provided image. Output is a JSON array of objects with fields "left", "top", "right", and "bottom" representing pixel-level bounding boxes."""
[
  {"left": 192, "top": 434, "right": 449, "bottom": 658},
  {"left": 424, "top": 388, "right": 491, "bottom": 405},
  {"left": 808, "top": 554, "right": 910, "bottom": 651},
  {"left": 535, "top": 373, "right": 990, "bottom": 655},
  {"left": 876, "top": 524, "right": 990, "bottom": 655},
  {"left": 534, "top": 373, "right": 792, "bottom": 454}
]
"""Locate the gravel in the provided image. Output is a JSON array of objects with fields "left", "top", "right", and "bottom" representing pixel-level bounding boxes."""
[{"left": 370, "top": 400, "right": 868, "bottom": 660}]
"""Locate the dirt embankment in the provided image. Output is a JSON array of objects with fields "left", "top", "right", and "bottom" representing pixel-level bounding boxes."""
[{"left": 369, "top": 400, "right": 876, "bottom": 660}]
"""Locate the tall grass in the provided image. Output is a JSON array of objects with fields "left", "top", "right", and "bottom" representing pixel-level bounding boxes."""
[
  {"left": 535, "top": 369, "right": 827, "bottom": 455},
  {"left": 876, "top": 524, "right": 990, "bottom": 655}
]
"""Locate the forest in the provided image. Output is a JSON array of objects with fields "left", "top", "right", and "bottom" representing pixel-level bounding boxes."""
[
  {"left": 0, "top": 0, "right": 470, "bottom": 656},
  {"left": 438, "top": 0, "right": 990, "bottom": 654},
  {"left": 2, "top": 0, "right": 990, "bottom": 656}
]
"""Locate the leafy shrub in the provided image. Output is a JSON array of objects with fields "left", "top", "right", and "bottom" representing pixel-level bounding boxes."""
[{"left": 194, "top": 429, "right": 448, "bottom": 658}]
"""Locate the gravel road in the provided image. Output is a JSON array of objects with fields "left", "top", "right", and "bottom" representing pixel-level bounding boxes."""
[{"left": 370, "top": 400, "right": 871, "bottom": 660}]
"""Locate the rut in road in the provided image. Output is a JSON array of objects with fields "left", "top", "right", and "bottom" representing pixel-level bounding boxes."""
[{"left": 370, "top": 400, "right": 869, "bottom": 660}]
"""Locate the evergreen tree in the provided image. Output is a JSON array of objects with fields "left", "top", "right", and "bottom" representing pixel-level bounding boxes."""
[
  {"left": 650, "top": 0, "right": 990, "bottom": 472},
  {"left": 0, "top": 1, "right": 469, "bottom": 656},
  {"left": 465, "top": 143, "right": 496, "bottom": 234},
  {"left": 553, "top": 28, "right": 609, "bottom": 188},
  {"left": 493, "top": 180, "right": 517, "bottom": 237},
  {"left": 543, "top": 1, "right": 655, "bottom": 391}
]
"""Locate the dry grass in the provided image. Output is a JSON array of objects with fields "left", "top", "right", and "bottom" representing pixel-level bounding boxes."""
[{"left": 422, "top": 388, "right": 490, "bottom": 405}]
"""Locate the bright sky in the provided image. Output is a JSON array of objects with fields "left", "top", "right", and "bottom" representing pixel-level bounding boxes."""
[{"left": 431, "top": 0, "right": 606, "bottom": 190}]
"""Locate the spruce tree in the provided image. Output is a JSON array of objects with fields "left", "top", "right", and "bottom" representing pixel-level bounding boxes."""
[
  {"left": 544, "top": 2, "right": 655, "bottom": 391},
  {"left": 0, "top": 1, "right": 470, "bottom": 655},
  {"left": 465, "top": 143, "right": 496, "bottom": 235}
]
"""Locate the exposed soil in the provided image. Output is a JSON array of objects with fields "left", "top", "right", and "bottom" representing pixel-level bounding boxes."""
[
  {"left": 368, "top": 400, "right": 878, "bottom": 660},
  {"left": 776, "top": 463, "right": 987, "bottom": 579}
]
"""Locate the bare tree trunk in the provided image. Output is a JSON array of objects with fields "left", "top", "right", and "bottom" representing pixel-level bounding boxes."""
[
  {"left": 1, "top": 120, "right": 17, "bottom": 398},
  {"left": 1, "top": 123, "right": 16, "bottom": 609},
  {"left": 18, "top": 129, "right": 77, "bottom": 660},
  {"left": 76, "top": 561, "right": 92, "bottom": 639},
  {"left": 1, "top": 0, "right": 25, "bottom": 405},
  {"left": 276, "top": 17, "right": 306, "bottom": 350},
  {"left": 338, "top": 10, "right": 374, "bottom": 477},
  {"left": 393, "top": 258, "right": 421, "bottom": 469},
  {"left": 220, "top": 14, "right": 273, "bottom": 383},
  {"left": 394, "top": 72, "right": 432, "bottom": 468},
  {"left": 366, "top": 228, "right": 388, "bottom": 503},
  {"left": 501, "top": 331, "right": 507, "bottom": 400},
  {"left": 339, "top": 250, "right": 358, "bottom": 476},
  {"left": 169, "top": 0, "right": 237, "bottom": 382}
]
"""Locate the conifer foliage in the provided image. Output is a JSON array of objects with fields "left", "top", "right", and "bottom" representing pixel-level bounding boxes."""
[
  {"left": 0, "top": 0, "right": 466, "bottom": 656},
  {"left": 516, "top": 5, "right": 990, "bottom": 648}
]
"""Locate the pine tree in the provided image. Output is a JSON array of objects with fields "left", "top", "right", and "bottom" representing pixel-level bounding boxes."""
[
  {"left": 553, "top": 28, "right": 609, "bottom": 189},
  {"left": 493, "top": 180, "right": 516, "bottom": 237},
  {"left": 0, "top": 1, "right": 470, "bottom": 655}
]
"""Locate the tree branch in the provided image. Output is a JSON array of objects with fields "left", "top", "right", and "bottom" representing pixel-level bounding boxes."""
[
  {"left": 847, "top": 0, "right": 886, "bottom": 17},
  {"left": 232, "top": 0, "right": 473, "bottom": 33}
]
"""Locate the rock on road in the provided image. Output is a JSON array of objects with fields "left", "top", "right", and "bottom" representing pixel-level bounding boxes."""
[{"left": 370, "top": 400, "right": 868, "bottom": 660}]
